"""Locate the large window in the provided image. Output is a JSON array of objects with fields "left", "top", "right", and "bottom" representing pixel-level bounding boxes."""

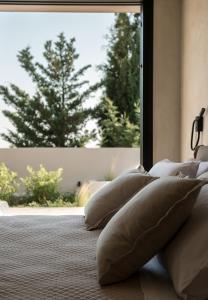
[
  {"left": 0, "top": 11, "right": 140, "bottom": 148},
  {"left": 0, "top": 7, "right": 145, "bottom": 211}
]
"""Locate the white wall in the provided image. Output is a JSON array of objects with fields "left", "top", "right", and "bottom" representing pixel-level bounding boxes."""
[
  {"left": 153, "top": 0, "right": 182, "bottom": 163},
  {"left": 181, "top": 0, "right": 208, "bottom": 160},
  {"left": 153, "top": 0, "right": 208, "bottom": 161},
  {"left": 0, "top": 148, "right": 140, "bottom": 192},
  {"left": 155, "top": 0, "right": 208, "bottom": 161}
]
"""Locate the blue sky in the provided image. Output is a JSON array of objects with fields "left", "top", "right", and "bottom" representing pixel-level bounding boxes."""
[{"left": 0, "top": 12, "right": 115, "bottom": 147}]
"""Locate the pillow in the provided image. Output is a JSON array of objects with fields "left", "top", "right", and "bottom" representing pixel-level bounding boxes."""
[
  {"left": 96, "top": 177, "right": 205, "bottom": 285},
  {"left": 84, "top": 170, "right": 156, "bottom": 230},
  {"left": 160, "top": 183, "right": 208, "bottom": 300},
  {"left": 149, "top": 159, "right": 199, "bottom": 178},
  {"left": 197, "top": 161, "right": 208, "bottom": 177},
  {"left": 195, "top": 145, "right": 208, "bottom": 161},
  {"left": 198, "top": 171, "right": 208, "bottom": 179}
]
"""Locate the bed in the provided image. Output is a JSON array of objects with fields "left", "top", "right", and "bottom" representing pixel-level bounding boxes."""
[
  {"left": 0, "top": 146, "right": 207, "bottom": 300},
  {"left": 0, "top": 215, "right": 180, "bottom": 300}
]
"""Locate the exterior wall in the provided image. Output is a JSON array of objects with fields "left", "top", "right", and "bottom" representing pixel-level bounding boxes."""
[
  {"left": 153, "top": 0, "right": 182, "bottom": 163},
  {"left": 0, "top": 148, "right": 140, "bottom": 192},
  {"left": 181, "top": 0, "right": 208, "bottom": 160}
]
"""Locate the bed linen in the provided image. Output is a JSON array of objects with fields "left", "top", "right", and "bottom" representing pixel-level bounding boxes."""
[
  {"left": 140, "top": 256, "right": 180, "bottom": 300},
  {"left": 0, "top": 215, "right": 178, "bottom": 300}
]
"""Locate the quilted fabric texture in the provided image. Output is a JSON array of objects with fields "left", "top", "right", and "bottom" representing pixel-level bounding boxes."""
[{"left": 0, "top": 215, "right": 144, "bottom": 300}]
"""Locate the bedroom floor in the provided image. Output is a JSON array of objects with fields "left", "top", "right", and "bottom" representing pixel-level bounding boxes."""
[{"left": 6, "top": 207, "right": 84, "bottom": 216}]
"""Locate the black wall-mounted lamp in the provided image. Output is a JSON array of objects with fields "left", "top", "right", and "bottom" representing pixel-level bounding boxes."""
[{"left": 191, "top": 108, "right": 206, "bottom": 151}]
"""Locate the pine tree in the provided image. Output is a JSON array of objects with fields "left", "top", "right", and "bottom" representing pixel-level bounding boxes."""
[
  {"left": 98, "top": 13, "right": 140, "bottom": 146},
  {"left": 98, "top": 98, "right": 139, "bottom": 147},
  {"left": 101, "top": 13, "right": 140, "bottom": 124},
  {"left": 0, "top": 33, "right": 98, "bottom": 147}
]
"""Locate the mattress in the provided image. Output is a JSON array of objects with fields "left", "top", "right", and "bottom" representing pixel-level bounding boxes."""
[{"left": 0, "top": 215, "right": 179, "bottom": 300}]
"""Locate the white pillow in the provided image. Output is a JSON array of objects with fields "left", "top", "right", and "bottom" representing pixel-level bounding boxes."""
[
  {"left": 196, "top": 161, "right": 208, "bottom": 177},
  {"left": 198, "top": 171, "right": 208, "bottom": 179},
  {"left": 149, "top": 159, "right": 199, "bottom": 178}
]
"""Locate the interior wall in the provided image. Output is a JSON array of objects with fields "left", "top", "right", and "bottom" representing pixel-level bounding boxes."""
[
  {"left": 181, "top": 0, "right": 208, "bottom": 160},
  {"left": 153, "top": 0, "right": 182, "bottom": 163}
]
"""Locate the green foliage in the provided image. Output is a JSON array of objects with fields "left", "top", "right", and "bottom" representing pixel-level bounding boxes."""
[
  {"left": 7, "top": 194, "right": 30, "bottom": 207},
  {"left": 22, "top": 165, "right": 63, "bottom": 205},
  {"left": 62, "top": 192, "right": 78, "bottom": 204},
  {"left": 98, "top": 13, "right": 141, "bottom": 146},
  {"left": 27, "top": 196, "right": 78, "bottom": 208},
  {"left": 0, "top": 163, "right": 18, "bottom": 201},
  {"left": 98, "top": 98, "right": 139, "bottom": 147},
  {"left": 46, "top": 198, "right": 78, "bottom": 207},
  {"left": 0, "top": 33, "right": 99, "bottom": 147},
  {"left": 0, "top": 163, "right": 81, "bottom": 207},
  {"left": 8, "top": 192, "right": 78, "bottom": 207}
]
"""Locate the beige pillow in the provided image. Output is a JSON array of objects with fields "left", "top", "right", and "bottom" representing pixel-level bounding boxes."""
[
  {"left": 161, "top": 183, "right": 208, "bottom": 300},
  {"left": 96, "top": 177, "right": 205, "bottom": 285},
  {"left": 84, "top": 171, "right": 156, "bottom": 230},
  {"left": 149, "top": 159, "right": 199, "bottom": 178}
]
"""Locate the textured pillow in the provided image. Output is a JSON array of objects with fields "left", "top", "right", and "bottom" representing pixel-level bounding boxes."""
[
  {"left": 96, "top": 177, "right": 205, "bottom": 285},
  {"left": 161, "top": 183, "right": 208, "bottom": 300},
  {"left": 149, "top": 159, "right": 199, "bottom": 178},
  {"left": 84, "top": 171, "right": 156, "bottom": 230}
]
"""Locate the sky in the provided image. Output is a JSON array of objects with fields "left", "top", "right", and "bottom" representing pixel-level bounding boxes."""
[{"left": 0, "top": 12, "right": 116, "bottom": 147}]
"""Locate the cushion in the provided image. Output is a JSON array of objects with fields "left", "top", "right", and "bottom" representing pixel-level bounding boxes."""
[
  {"left": 195, "top": 145, "right": 208, "bottom": 161},
  {"left": 161, "top": 183, "right": 208, "bottom": 300},
  {"left": 84, "top": 170, "right": 156, "bottom": 230},
  {"left": 196, "top": 161, "right": 208, "bottom": 177},
  {"left": 198, "top": 171, "right": 208, "bottom": 179},
  {"left": 149, "top": 159, "right": 199, "bottom": 178},
  {"left": 96, "top": 177, "right": 205, "bottom": 285}
]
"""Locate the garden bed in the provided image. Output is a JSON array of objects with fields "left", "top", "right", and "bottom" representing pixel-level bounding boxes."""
[{"left": 0, "top": 162, "right": 111, "bottom": 208}]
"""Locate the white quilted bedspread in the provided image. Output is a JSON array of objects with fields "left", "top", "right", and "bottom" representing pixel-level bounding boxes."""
[{"left": 0, "top": 215, "right": 144, "bottom": 300}]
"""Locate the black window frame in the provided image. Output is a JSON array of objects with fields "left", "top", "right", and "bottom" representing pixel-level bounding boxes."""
[{"left": 140, "top": 0, "right": 153, "bottom": 170}]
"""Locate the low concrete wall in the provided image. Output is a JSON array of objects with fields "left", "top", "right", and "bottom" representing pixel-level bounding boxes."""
[{"left": 0, "top": 148, "right": 140, "bottom": 192}]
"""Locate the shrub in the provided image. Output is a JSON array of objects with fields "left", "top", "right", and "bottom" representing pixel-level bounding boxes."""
[
  {"left": 0, "top": 163, "right": 18, "bottom": 201},
  {"left": 61, "top": 192, "right": 78, "bottom": 204},
  {"left": 22, "top": 165, "right": 63, "bottom": 205},
  {"left": 46, "top": 197, "right": 77, "bottom": 207},
  {"left": 27, "top": 195, "right": 77, "bottom": 208},
  {"left": 8, "top": 194, "right": 29, "bottom": 207}
]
